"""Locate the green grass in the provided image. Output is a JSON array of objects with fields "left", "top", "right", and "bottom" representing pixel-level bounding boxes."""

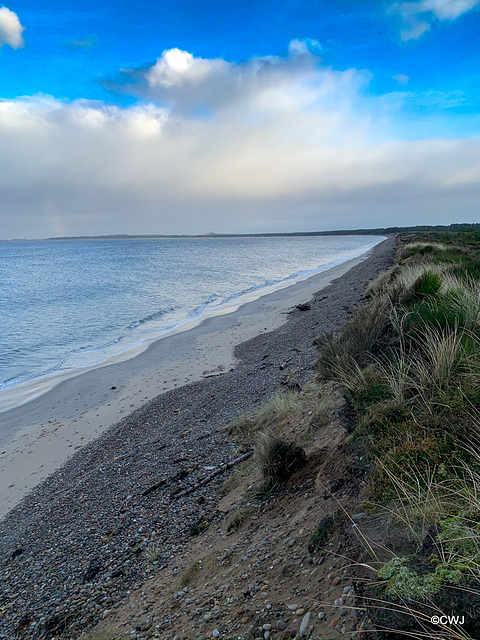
[{"left": 314, "top": 231, "right": 480, "bottom": 635}]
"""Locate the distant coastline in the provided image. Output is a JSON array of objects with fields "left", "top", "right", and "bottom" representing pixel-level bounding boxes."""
[{"left": 5, "top": 221, "right": 479, "bottom": 242}]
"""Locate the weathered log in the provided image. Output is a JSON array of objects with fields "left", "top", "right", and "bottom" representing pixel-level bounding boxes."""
[
  {"left": 171, "top": 450, "right": 253, "bottom": 500},
  {"left": 141, "top": 478, "right": 167, "bottom": 496}
]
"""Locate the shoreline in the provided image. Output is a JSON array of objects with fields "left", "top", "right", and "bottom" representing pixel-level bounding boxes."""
[
  {"left": 0, "top": 236, "right": 397, "bottom": 640},
  {"left": 0, "top": 239, "right": 383, "bottom": 414},
  {"left": 0, "top": 243, "right": 382, "bottom": 519}
]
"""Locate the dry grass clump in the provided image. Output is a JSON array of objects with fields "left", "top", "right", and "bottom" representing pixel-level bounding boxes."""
[
  {"left": 254, "top": 429, "right": 306, "bottom": 486},
  {"left": 254, "top": 391, "right": 303, "bottom": 430},
  {"left": 225, "top": 413, "right": 255, "bottom": 438},
  {"left": 316, "top": 295, "right": 392, "bottom": 381},
  {"left": 225, "top": 391, "right": 304, "bottom": 443},
  {"left": 144, "top": 544, "right": 162, "bottom": 563},
  {"left": 226, "top": 506, "right": 254, "bottom": 533}
]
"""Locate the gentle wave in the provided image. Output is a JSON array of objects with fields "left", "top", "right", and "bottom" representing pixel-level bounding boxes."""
[
  {"left": 0, "top": 235, "right": 384, "bottom": 398},
  {"left": 126, "top": 306, "right": 176, "bottom": 330}
]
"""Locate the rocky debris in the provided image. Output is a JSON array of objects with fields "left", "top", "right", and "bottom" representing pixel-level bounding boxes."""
[{"left": 295, "top": 303, "right": 312, "bottom": 312}]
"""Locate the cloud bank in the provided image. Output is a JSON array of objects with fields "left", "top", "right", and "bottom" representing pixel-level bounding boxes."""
[
  {"left": 390, "top": 0, "right": 480, "bottom": 40},
  {"left": 0, "top": 6, "right": 24, "bottom": 49},
  {"left": 0, "top": 47, "right": 479, "bottom": 238}
]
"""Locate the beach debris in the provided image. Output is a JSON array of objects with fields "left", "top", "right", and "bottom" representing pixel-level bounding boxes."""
[
  {"left": 171, "top": 451, "right": 253, "bottom": 500},
  {"left": 141, "top": 478, "right": 168, "bottom": 496},
  {"left": 295, "top": 303, "right": 311, "bottom": 311},
  {"left": 281, "top": 371, "right": 302, "bottom": 391},
  {"left": 110, "top": 386, "right": 116, "bottom": 390}
]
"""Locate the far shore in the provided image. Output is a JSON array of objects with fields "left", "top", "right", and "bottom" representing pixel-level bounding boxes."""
[{"left": 0, "top": 244, "right": 383, "bottom": 519}]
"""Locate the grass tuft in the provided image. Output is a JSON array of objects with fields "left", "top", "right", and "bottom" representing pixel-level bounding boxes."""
[{"left": 254, "top": 430, "right": 306, "bottom": 486}]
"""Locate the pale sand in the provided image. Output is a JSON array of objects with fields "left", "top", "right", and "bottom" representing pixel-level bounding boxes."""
[{"left": 0, "top": 249, "right": 375, "bottom": 518}]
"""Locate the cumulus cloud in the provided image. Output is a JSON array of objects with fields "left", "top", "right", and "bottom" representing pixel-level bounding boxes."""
[
  {"left": 0, "top": 6, "right": 25, "bottom": 49},
  {"left": 0, "top": 48, "right": 479, "bottom": 238},
  {"left": 389, "top": 0, "right": 480, "bottom": 40},
  {"left": 104, "top": 41, "right": 338, "bottom": 116}
]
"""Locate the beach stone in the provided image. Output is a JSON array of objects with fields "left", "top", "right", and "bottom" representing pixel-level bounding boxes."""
[
  {"left": 276, "top": 620, "right": 288, "bottom": 631},
  {"left": 295, "top": 608, "right": 305, "bottom": 615},
  {"left": 203, "top": 613, "right": 213, "bottom": 622},
  {"left": 332, "top": 577, "right": 341, "bottom": 585},
  {"left": 331, "top": 617, "right": 340, "bottom": 629},
  {"left": 288, "top": 604, "right": 298, "bottom": 611},
  {"left": 299, "top": 612, "right": 311, "bottom": 637},
  {"left": 318, "top": 612, "right": 325, "bottom": 620},
  {"left": 212, "top": 629, "right": 220, "bottom": 638},
  {"left": 351, "top": 513, "right": 365, "bottom": 521},
  {"left": 263, "top": 624, "right": 272, "bottom": 631},
  {"left": 264, "top": 632, "right": 270, "bottom": 640},
  {"left": 240, "top": 617, "right": 249, "bottom": 624}
]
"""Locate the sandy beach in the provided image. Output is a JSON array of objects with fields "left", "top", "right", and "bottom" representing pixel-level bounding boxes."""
[
  {"left": 0, "top": 243, "right": 385, "bottom": 519},
  {"left": 0, "top": 237, "right": 396, "bottom": 640}
]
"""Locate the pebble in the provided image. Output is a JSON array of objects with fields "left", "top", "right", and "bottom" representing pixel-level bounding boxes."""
[
  {"left": 288, "top": 604, "right": 298, "bottom": 611},
  {"left": 318, "top": 612, "right": 325, "bottom": 620},
  {"left": 240, "top": 617, "right": 249, "bottom": 624},
  {"left": 263, "top": 624, "right": 272, "bottom": 631},
  {"left": 264, "top": 632, "right": 270, "bottom": 640},
  {"left": 331, "top": 617, "right": 340, "bottom": 629},
  {"left": 351, "top": 512, "right": 365, "bottom": 521},
  {"left": 295, "top": 608, "right": 305, "bottom": 615},
  {"left": 212, "top": 629, "right": 220, "bottom": 639},
  {"left": 299, "top": 612, "right": 311, "bottom": 637},
  {"left": 203, "top": 613, "right": 213, "bottom": 622},
  {"left": 332, "top": 577, "right": 341, "bottom": 585},
  {"left": 276, "top": 620, "right": 288, "bottom": 631}
]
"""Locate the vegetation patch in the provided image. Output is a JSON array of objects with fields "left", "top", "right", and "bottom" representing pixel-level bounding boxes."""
[
  {"left": 254, "top": 430, "right": 306, "bottom": 487},
  {"left": 314, "top": 229, "right": 480, "bottom": 637},
  {"left": 308, "top": 515, "right": 336, "bottom": 552}
]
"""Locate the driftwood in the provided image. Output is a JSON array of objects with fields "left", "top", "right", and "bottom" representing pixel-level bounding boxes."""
[
  {"left": 141, "top": 478, "right": 168, "bottom": 496},
  {"left": 171, "top": 450, "right": 253, "bottom": 500}
]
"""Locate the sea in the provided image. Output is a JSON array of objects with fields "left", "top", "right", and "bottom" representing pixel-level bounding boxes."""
[{"left": 0, "top": 235, "right": 383, "bottom": 402}]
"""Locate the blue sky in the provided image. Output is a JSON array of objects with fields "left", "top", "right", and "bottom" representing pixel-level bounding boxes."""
[{"left": 0, "top": 0, "right": 479, "bottom": 237}]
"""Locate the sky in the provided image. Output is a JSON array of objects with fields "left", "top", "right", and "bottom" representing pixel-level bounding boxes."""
[{"left": 0, "top": 0, "right": 479, "bottom": 238}]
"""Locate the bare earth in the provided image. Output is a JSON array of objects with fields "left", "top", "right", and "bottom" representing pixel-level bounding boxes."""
[{"left": 0, "top": 237, "right": 396, "bottom": 640}]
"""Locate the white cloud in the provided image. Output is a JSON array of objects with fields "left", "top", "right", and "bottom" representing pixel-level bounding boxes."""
[
  {"left": 288, "top": 38, "right": 324, "bottom": 56},
  {"left": 0, "top": 48, "right": 479, "bottom": 238},
  {"left": 0, "top": 6, "right": 25, "bottom": 49},
  {"left": 393, "top": 73, "right": 410, "bottom": 84},
  {"left": 389, "top": 0, "right": 480, "bottom": 40}
]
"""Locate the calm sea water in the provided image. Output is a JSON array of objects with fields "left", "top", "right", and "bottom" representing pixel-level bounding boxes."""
[{"left": 0, "top": 235, "right": 382, "bottom": 393}]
